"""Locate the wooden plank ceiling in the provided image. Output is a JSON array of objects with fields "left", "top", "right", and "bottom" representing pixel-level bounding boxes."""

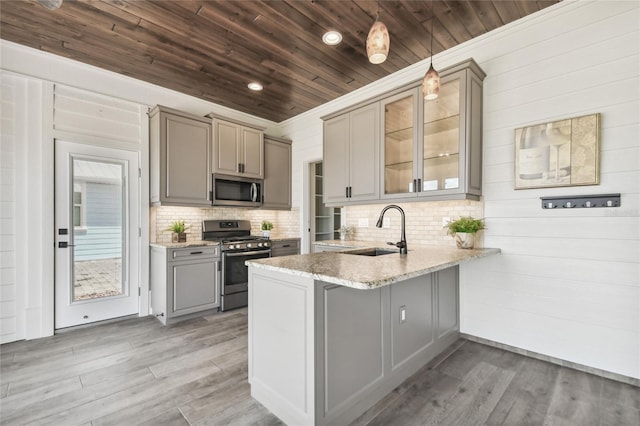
[{"left": 0, "top": 0, "right": 559, "bottom": 122}]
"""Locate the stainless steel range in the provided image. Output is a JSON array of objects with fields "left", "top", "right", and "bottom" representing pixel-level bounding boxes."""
[{"left": 202, "top": 219, "right": 271, "bottom": 311}]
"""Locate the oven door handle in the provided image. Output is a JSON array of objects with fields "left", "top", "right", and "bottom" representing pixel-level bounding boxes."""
[{"left": 224, "top": 249, "right": 271, "bottom": 258}]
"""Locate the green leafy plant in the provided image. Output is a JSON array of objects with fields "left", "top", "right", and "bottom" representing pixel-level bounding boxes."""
[
  {"left": 445, "top": 216, "right": 485, "bottom": 235},
  {"left": 261, "top": 220, "right": 274, "bottom": 231},
  {"left": 166, "top": 220, "right": 190, "bottom": 234}
]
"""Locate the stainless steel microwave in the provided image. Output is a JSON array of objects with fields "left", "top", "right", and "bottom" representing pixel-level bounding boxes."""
[{"left": 211, "top": 174, "right": 263, "bottom": 207}]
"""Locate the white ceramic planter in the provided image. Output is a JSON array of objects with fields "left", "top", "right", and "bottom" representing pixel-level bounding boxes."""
[{"left": 454, "top": 232, "right": 475, "bottom": 249}]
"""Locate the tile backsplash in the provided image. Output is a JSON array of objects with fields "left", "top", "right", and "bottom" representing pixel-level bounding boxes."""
[
  {"left": 151, "top": 206, "right": 300, "bottom": 243},
  {"left": 343, "top": 200, "right": 484, "bottom": 248}
]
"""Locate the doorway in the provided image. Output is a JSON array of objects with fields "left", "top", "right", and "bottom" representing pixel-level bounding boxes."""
[
  {"left": 54, "top": 140, "right": 140, "bottom": 329},
  {"left": 309, "top": 161, "right": 341, "bottom": 251}
]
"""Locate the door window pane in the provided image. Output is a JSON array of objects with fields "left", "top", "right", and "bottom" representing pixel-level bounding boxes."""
[{"left": 72, "top": 158, "right": 125, "bottom": 302}]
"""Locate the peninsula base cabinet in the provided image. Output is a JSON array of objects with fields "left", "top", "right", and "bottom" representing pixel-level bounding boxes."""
[
  {"left": 150, "top": 245, "right": 220, "bottom": 325},
  {"left": 248, "top": 265, "right": 459, "bottom": 425}
]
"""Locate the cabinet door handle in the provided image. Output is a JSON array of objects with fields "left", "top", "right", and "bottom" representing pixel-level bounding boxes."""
[
  {"left": 411, "top": 179, "right": 417, "bottom": 193},
  {"left": 348, "top": 186, "right": 352, "bottom": 198},
  {"left": 282, "top": 244, "right": 291, "bottom": 248},
  {"left": 345, "top": 187, "right": 349, "bottom": 198},
  {"left": 417, "top": 178, "right": 422, "bottom": 192},
  {"left": 238, "top": 163, "right": 242, "bottom": 173},
  {"left": 190, "top": 251, "right": 203, "bottom": 255}
]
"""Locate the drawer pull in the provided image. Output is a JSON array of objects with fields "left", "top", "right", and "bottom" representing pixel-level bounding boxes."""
[
  {"left": 190, "top": 251, "right": 203, "bottom": 255},
  {"left": 282, "top": 244, "right": 291, "bottom": 248}
]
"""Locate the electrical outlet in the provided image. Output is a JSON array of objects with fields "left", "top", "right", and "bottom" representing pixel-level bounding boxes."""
[
  {"left": 442, "top": 216, "right": 451, "bottom": 227},
  {"left": 357, "top": 218, "right": 369, "bottom": 228},
  {"left": 383, "top": 217, "right": 391, "bottom": 228}
]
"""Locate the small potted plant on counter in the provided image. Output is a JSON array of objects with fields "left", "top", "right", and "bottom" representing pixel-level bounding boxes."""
[
  {"left": 339, "top": 225, "right": 355, "bottom": 241},
  {"left": 261, "top": 220, "right": 274, "bottom": 238},
  {"left": 445, "top": 216, "right": 485, "bottom": 249},
  {"left": 167, "top": 220, "right": 190, "bottom": 243}
]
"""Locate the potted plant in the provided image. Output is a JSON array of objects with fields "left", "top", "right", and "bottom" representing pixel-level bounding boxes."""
[
  {"left": 167, "top": 220, "right": 190, "bottom": 243},
  {"left": 445, "top": 216, "right": 485, "bottom": 249},
  {"left": 261, "top": 220, "right": 274, "bottom": 238},
  {"left": 339, "top": 225, "right": 355, "bottom": 241}
]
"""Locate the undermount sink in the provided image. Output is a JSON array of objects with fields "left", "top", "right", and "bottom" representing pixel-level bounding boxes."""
[{"left": 344, "top": 248, "right": 398, "bottom": 257}]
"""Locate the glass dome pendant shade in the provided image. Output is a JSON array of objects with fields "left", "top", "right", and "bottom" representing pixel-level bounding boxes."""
[
  {"left": 366, "top": 18, "right": 389, "bottom": 64},
  {"left": 422, "top": 62, "right": 440, "bottom": 100}
]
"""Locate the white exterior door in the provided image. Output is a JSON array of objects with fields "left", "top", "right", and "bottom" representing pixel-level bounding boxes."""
[{"left": 55, "top": 140, "right": 140, "bottom": 329}]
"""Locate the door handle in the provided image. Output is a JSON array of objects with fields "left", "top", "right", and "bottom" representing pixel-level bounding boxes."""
[{"left": 58, "top": 242, "right": 75, "bottom": 248}]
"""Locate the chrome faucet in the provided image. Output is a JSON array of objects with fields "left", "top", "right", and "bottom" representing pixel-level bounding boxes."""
[{"left": 375, "top": 204, "right": 407, "bottom": 254}]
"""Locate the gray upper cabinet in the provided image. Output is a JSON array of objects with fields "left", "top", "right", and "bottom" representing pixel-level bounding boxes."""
[
  {"left": 149, "top": 105, "right": 212, "bottom": 206},
  {"left": 322, "top": 58, "right": 485, "bottom": 206},
  {"left": 382, "top": 59, "right": 485, "bottom": 201},
  {"left": 323, "top": 102, "right": 380, "bottom": 205},
  {"left": 212, "top": 116, "right": 265, "bottom": 179},
  {"left": 262, "top": 135, "right": 292, "bottom": 210}
]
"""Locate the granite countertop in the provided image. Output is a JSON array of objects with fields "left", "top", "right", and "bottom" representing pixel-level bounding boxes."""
[
  {"left": 247, "top": 243, "right": 500, "bottom": 290},
  {"left": 150, "top": 240, "right": 219, "bottom": 249}
]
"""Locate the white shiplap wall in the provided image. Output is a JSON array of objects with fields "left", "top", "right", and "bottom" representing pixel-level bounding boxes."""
[
  {"left": 281, "top": 1, "right": 639, "bottom": 379},
  {"left": 0, "top": 74, "right": 20, "bottom": 343},
  {"left": 461, "top": 1, "right": 639, "bottom": 380}
]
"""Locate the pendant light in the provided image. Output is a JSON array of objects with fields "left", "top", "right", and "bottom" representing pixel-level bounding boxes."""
[
  {"left": 422, "top": 0, "right": 440, "bottom": 100},
  {"left": 366, "top": 3, "right": 389, "bottom": 64}
]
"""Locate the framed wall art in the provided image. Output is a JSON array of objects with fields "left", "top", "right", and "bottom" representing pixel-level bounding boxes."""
[{"left": 514, "top": 113, "right": 600, "bottom": 189}]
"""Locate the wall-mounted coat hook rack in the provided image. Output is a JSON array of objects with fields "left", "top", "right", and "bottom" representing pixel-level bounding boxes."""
[{"left": 540, "top": 193, "right": 621, "bottom": 209}]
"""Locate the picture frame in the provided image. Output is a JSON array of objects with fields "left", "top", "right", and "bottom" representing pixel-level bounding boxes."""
[{"left": 514, "top": 113, "right": 600, "bottom": 190}]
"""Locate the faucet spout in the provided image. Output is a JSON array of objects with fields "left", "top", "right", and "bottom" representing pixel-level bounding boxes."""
[{"left": 375, "top": 204, "right": 407, "bottom": 254}]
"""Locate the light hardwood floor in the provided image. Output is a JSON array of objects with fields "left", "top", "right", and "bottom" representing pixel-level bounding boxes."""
[{"left": 1, "top": 309, "right": 638, "bottom": 425}]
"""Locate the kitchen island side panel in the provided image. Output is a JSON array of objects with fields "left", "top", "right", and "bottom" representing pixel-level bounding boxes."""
[{"left": 248, "top": 268, "right": 316, "bottom": 426}]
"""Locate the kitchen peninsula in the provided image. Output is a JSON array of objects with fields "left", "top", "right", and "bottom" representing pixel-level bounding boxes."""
[{"left": 246, "top": 244, "right": 500, "bottom": 426}]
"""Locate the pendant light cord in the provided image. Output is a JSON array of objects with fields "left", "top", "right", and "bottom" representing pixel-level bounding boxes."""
[{"left": 430, "top": 0, "right": 434, "bottom": 65}]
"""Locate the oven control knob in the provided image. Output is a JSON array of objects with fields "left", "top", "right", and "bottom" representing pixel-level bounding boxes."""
[
  {"left": 247, "top": 243, "right": 253, "bottom": 248},
  {"left": 257, "top": 242, "right": 263, "bottom": 247}
]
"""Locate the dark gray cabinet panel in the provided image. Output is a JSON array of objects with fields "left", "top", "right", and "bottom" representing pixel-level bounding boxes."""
[
  {"left": 437, "top": 265, "right": 459, "bottom": 337},
  {"left": 390, "top": 275, "right": 434, "bottom": 369},
  {"left": 322, "top": 285, "right": 384, "bottom": 414},
  {"left": 262, "top": 135, "right": 292, "bottom": 210}
]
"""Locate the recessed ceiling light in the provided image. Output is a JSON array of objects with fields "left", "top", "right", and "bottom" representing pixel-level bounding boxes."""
[
  {"left": 248, "top": 82, "right": 263, "bottom": 91},
  {"left": 322, "top": 30, "right": 343, "bottom": 46}
]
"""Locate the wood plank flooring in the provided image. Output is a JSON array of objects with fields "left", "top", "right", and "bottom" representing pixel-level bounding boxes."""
[{"left": 1, "top": 309, "right": 638, "bottom": 425}]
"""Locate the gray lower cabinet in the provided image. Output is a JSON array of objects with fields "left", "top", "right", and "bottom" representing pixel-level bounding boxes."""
[
  {"left": 271, "top": 238, "right": 300, "bottom": 257},
  {"left": 150, "top": 245, "right": 220, "bottom": 325},
  {"left": 315, "top": 267, "right": 459, "bottom": 424},
  {"left": 262, "top": 135, "right": 292, "bottom": 210},
  {"left": 149, "top": 105, "right": 212, "bottom": 206},
  {"left": 248, "top": 264, "right": 459, "bottom": 425}
]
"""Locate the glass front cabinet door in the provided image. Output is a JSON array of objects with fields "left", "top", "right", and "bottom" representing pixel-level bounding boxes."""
[{"left": 381, "top": 59, "right": 485, "bottom": 201}]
